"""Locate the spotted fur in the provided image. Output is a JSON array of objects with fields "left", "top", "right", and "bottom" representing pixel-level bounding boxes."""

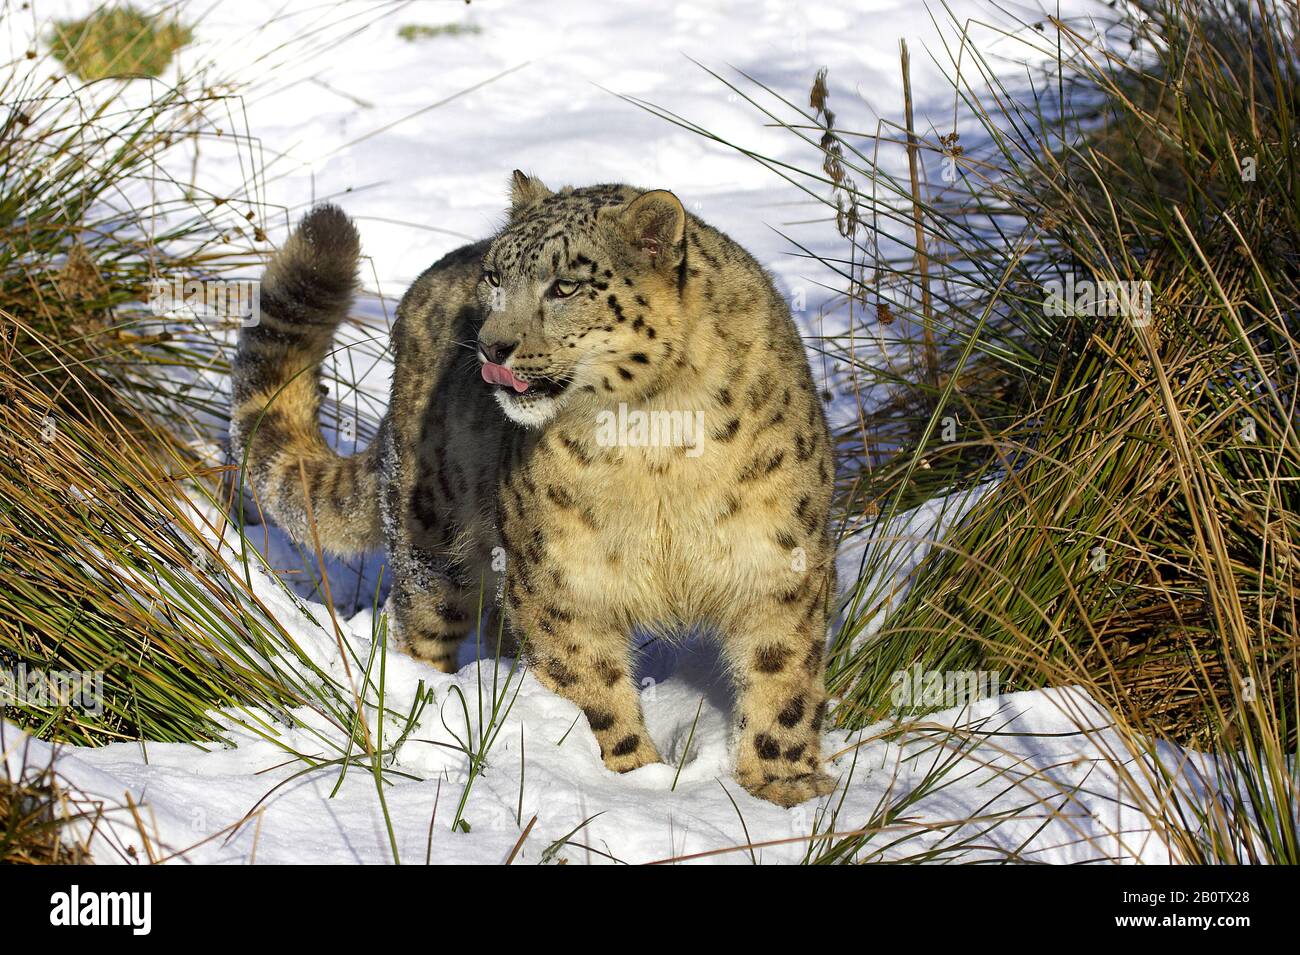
[{"left": 231, "top": 174, "right": 837, "bottom": 806}]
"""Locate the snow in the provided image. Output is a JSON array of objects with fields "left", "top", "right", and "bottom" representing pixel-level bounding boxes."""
[
  {"left": 3, "top": 654, "right": 1191, "bottom": 864},
  {"left": 0, "top": 0, "right": 1213, "bottom": 864}
]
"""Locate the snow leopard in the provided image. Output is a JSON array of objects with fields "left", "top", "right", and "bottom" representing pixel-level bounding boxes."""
[{"left": 231, "top": 173, "right": 838, "bottom": 806}]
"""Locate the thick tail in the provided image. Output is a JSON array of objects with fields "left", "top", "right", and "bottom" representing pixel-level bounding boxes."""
[{"left": 230, "top": 204, "right": 381, "bottom": 556}]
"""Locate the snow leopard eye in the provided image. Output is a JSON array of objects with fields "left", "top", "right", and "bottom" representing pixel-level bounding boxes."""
[
  {"left": 483, "top": 269, "right": 501, "bottom": 287},
  {"left": 550, "top": 279, "right": 581, "bottom": 298}
]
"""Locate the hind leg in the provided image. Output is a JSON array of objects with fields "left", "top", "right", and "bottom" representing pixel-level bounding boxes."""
[
  {"left": 386, "top": 560, "right": 479, "bottom": 672},
  {"left": 386, "top": 478, "right": 481, "bottom": 671},
  {"left": 387, "top": 578, "right": 472, "bottom": 673},
  {"left": 380, "top": 412, "right": 490, "bottom": 671}
]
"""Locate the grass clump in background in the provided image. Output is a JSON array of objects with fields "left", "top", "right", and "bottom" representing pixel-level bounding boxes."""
[
  {"left": 397, "top": 23, "right": 481, "bottom": 43},
  {"left": 46, "top": 5, "right": 193, "bottom": 81}
]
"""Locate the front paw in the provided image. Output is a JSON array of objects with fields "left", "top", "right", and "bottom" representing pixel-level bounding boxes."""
[
  {"left": 739, "top": 770, "right": 835, "bottom": 807},
  {"left": 600, "top": 733, "right": 662, "bottom": 774}
]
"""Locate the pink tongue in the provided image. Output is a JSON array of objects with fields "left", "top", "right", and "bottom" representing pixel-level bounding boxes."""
[{"left": 481, "top": 362, "right": 530, "bottom": 393}]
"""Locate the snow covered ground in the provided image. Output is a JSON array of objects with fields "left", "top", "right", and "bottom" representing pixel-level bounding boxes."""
[
  {"left": 0, "top": 0, "right": 1207, "bottom": 865},
  {"left": 3, "top": 674, "right": 1188, "bottom": 864}
]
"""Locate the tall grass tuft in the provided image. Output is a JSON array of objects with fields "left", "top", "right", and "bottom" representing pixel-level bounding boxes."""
[
  {"left": 2, "top": 19, "right": 281, "bottom": 744},
  {"left": 0, "top": 8, "right": 394, "bottom": 749}
]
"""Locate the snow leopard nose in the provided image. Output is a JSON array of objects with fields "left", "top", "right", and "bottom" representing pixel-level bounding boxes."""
[{"left": 479, "top": 339, "right": 518, "bottom": 366}]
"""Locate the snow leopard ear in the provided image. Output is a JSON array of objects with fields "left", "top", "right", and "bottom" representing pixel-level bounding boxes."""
[
  {"left": 615, "top": 190, "right": 686, "bottom": 271},
  {"left": 509, "top": 170, "right": 551, "bottom": 215}
]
